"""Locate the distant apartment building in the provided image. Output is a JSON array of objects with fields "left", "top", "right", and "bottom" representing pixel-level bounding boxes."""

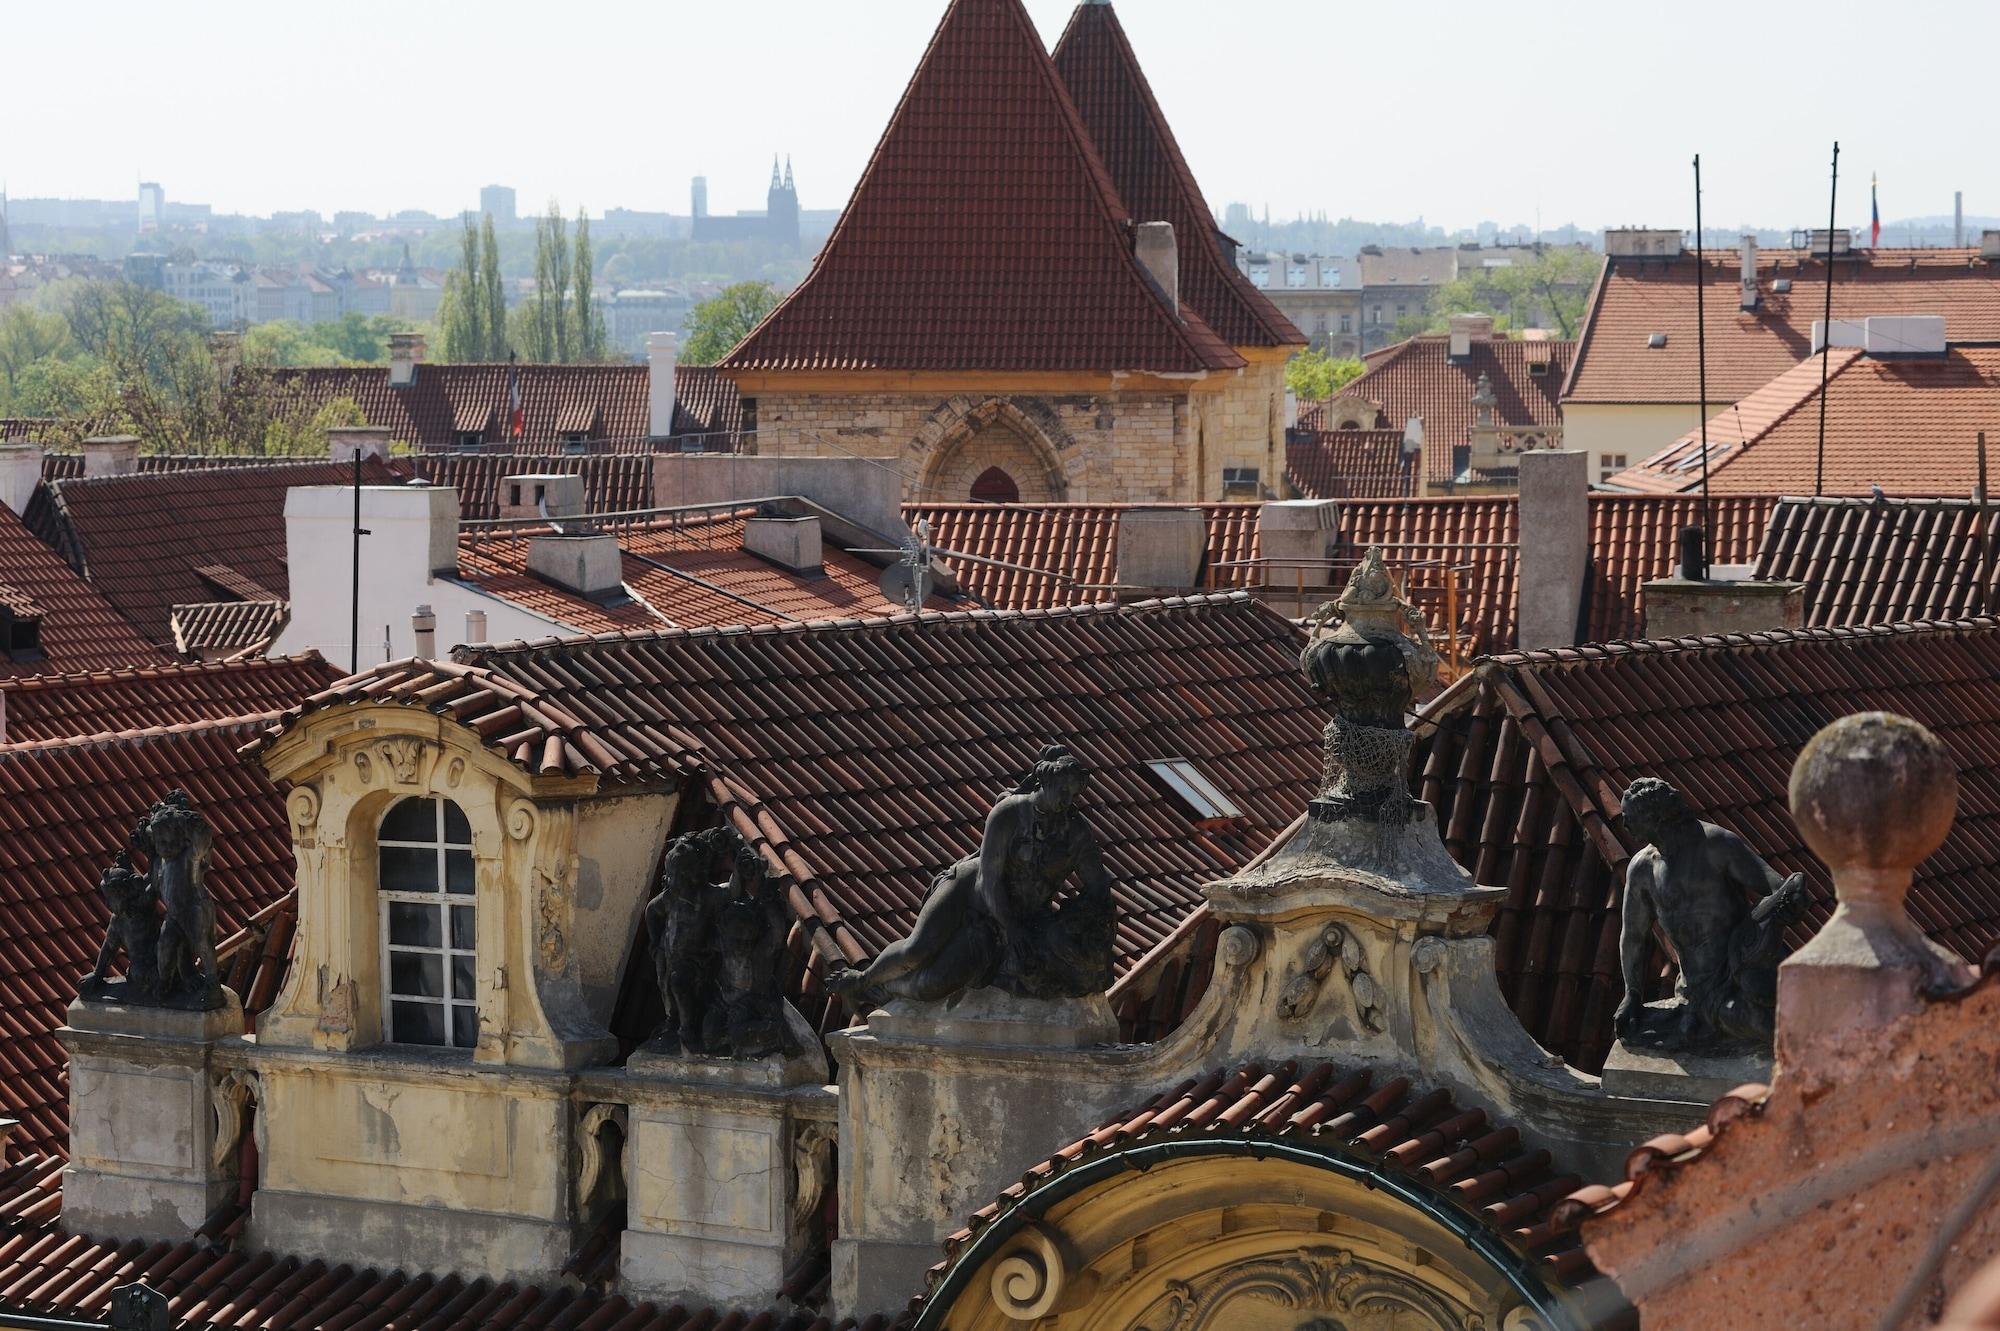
[
  {"left": 606, "top": 287, "right": 704, "bottom": 357},
  {"left": 479, "top": 184, "right": 517, "bottom": 227},
  {"left": 137, "top": 181, "right": 164, "bottom": 232},
  {"left": 1240, "top": 250, "right": 1362, "bottom": 356},
  {"left": 162, "top": 259, "right": 254, "bottom": 329}
]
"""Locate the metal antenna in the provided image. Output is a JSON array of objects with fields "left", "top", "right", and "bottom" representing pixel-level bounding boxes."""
[
  {"left": 1815, "top": 142, "right": 1841, "bottom": 496},
  {"left": 1693, "top": 154, "right": 1712, "bottom": 578}
]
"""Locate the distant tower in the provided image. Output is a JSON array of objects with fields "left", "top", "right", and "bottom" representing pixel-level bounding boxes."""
[
  {"left": 767, "top": 155, "right": 800, "bottom": 250},
  {"left": 138, "top": 181, "right": 164, "bottom": 233},
  {"left": 691, "top": 176, "right": 709, "bottom": 219},
  {"left": 479, "top": 184, "right": 517, "bottom": 226}
]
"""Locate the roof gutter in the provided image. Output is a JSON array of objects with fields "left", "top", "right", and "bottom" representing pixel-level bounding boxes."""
[{"left": 905, "top": 1135, "right": 1586, "bottom": 1331}]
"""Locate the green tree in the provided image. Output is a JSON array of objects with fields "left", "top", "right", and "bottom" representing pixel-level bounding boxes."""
[
  {"left": 1285, "top": 348, "right": 1366, "bottom": 402},
  {"left": 436, "top": 220, "right": 483, "bottom": 362},
  {"left": 681, "top": 281, "right": 780, "bottom": 365},
  {"left": 480, "top": 215, "right": 507, "bottom": 359},
  {"left": 0, "top": 306, "right": 73, "bottom": 413},
  {"left": 568, "top": 209, "right": 606, "bottom": 362},
  {"left": 526, "top": 202, "right": 571, "bottom": 362},
  {"left": 1425, "top": 249, "right": 1604, "bottom": 339}
]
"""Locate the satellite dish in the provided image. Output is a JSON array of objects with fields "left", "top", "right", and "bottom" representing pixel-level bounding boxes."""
[{"left": 880, "top": 559, "right": 931, "bottom": 610}]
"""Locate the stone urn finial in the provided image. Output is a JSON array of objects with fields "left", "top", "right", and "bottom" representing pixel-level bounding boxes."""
[{"left": 1781, "top": 713, "right": 1974, "bottom": 1054}]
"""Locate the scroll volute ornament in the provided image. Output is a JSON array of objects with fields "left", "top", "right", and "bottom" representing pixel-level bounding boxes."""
[{"left": 990, "top": 1222, "right": 1069, "bottom": 1321}]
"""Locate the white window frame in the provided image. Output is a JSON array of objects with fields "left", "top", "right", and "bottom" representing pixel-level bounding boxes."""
[{"left": 378, "top": 797, "right": 478, "bottom": 1049}]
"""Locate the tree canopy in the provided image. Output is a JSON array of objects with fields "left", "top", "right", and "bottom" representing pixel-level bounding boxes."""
[
  {"left": 1285, "top": 348, "right": 1366, "bottom": 402},
  {"left": 681, "top": 281, "right": 780, "bottom": 365}
]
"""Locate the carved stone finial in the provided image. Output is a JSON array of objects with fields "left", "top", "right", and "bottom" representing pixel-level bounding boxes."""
[
  {"left": 1613, "top": 777, "right": 1809, "bottom": 1052},
  {"left": 1300, "top": 549, "right": 1438, "bottom": 826},
  {"left": 1785, "top": 712, "right": 1971, "bottom": 994}
]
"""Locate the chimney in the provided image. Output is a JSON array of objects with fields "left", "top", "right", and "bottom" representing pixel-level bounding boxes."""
[
  {"left": 1447, "top": 313, "right": 1493, "bottom": 360},
  {"left": 527, "top": 532, "right": 625, "bottom": 602},
  {"left": 1256, "top": 500, "right": 1339, "bottom": 597},
  {"left": 327, "top": 426, "right": 394, "bottom": 465},
  {"left": 1739, "top": 234, "right": 1758, "bottom": 311},
  {"left": 499, "top": 473, "right": 586, "bottom": 521},
  {"left": 465, "top": 609, "right": 487, "bottom": 644},
  {"left": 1134, "top": 222, "right": 1180, "bottom": 318},
  {"left": 1466, "top": 373, "right": 1502, "bottom": 473},
  {"left": 411, "top": 604, "right": 437, "bottom": 659},
  {"left": 648, "top": 332, "right": 679, "bottom": 440},
  {"left": 82, "top": 435, "right": 140, "bottom": 479},
  {"left": 1956, "top": 191, "right": 1965, "bottom": 248},
  {"left": 1515, "top": 450, "right": 1589, "bottom": 649},
  {"left": 1982, "top": 230, "right": 2000, "bottom": 262},
  {"left": 388, "top": 332, "right": 425, "bottom": 388},
  {"left": 0, "top": 439, "right": 42, "bottom": 515},
  {"left": 743, "top": 514, "right": 823, "bottom": 574},
  {"left": 278, "top": 483, "right": 460, "bottom": 665},
  {"left": 211, "top": 330, "right": 243, "bottom": 388},
  {"left": 1114, "top": 508, "right": 1206, "bottom": 591}
]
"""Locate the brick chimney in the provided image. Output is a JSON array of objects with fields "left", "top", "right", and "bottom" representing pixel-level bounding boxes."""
[
  {"left": 1739, "top": 234, "right": 1759, "bottom": 311},
  {"left": 0, "top": 440, "right": 42, "bottom": 515},
  {"left": 1134, "top": 222, "right": 1179, "bottom": 319},
  {"left": 388, "top": 332, "right": 425, "bottom": 388},
  {"left": 82, "top": 435, "right": 140, "bottom": 478},
  {"left": 648, "top": 332, "right": 679, "bottom": 441}
]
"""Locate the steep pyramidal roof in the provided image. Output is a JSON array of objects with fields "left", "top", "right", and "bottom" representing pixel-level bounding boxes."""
[
  {"left": 1052, "top": 0, "right": 1301, "bottom": 350},
  {"left": 723, "top": 0, "right": 1241, "bottom": 375}
]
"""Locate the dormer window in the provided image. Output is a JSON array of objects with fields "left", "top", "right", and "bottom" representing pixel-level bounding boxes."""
[{"left": 378, "top": 796, "right": 477, "bottom": 1048}]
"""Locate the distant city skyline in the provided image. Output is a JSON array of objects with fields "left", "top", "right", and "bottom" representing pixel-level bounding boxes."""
[{"left": 8, "top": 0, "right": 1990, "bottom": 237}]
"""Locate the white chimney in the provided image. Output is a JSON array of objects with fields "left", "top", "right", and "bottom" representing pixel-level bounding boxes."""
[
  {"left": 276, "top": 484, "right": 460, "bottom": 666},
  {"left": 1739, "top": 235, "right": 1759, "bottom": 311},
  {"left": 1283, "top": 386, "right": 1298, "bottom": 431},
  {"left": 1447, "top": 313, "right": 1494, "bottom": 360},
  {"left": 1981, "top": 230, "right": 2000, "bottom": 262},
  {"left": 211, "top": 330, "right": 243, "bottom": 388},
  {"left": 388, "top": 332, "right": 425, "bottom": 388},
  {"left": 648, "top": 332, "right": 679, "bottom": 440},
  {"left": 527, "top": 532, "right": 625, "bottom": 601},
  {"left": 1863, "top": 316, "right": 1947, "bottom": 357},
  {"left": 328, "top": 426, "right": 394, "bottom": 465},
  {"left": 412, "top": 604, "right": 437, "bottom": 659},
  {"left": 1115, "top": 508, "right": 1206, "bottom": 589},
  {"left": 743, "top": 514, "right": 822, "bottom": 574},
  {"left": 82, "top": 435, "right": 139, "bottom": 479},
  {"left": 1134, "top": 222, "right": 1180, "bottom": 319},
  {"left": 1811, "top": 319, "right": 1868, "bottom": 353},
  {"left": 499, "top": 473, "right": 585, "bottom": 521},
  {"left": 0, "top": 440, "right": 42, "bottom": 516},
  {"left": 1256, "top": 501, "right": 1339, "bottom": 590},
  {"left": 465, "top": 609, "right": 487, "bottom": 644}
]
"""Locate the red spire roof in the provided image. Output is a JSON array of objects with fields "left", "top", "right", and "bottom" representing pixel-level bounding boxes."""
[
  {"left": 1052, "top": 0, "right": 1302, "bottom": 351},
  {"left": 722, "top": 0, "right": 1241, "bottom": 375}
]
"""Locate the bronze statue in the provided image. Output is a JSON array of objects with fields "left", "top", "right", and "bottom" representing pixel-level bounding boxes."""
[
  {"left": 1615, "top": 777, "right": 1810, "bottom": 1050},
  {"left": 78, "top": 791, "right": 224, "bottom": 1009},
  {"left": 827, "top": 743, "right": 1116, "bottom": 1007},
  {"left": 79, "top": 852, "right": 159, "bottom": 1001},
  {"left": 644, "top": 826, "right": 801, "bottom": 1059},
  {"left": 1300, "top": 548, "right": 1438, "bottom": 825}
]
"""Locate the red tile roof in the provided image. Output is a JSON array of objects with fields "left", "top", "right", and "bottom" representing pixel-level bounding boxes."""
[
  {"left": 40, "top": 452, "right": 326, "bottom": 484},
  {"left": 1413, "top": 618, "right": 2000, "bottom": 1069},
  {"left": 1753, "top": 495, "right": 2000, "bottom": 626},
  {"left": 1336, "top": 336, "right": 1571, "bottom": 448},
  {"left": 1607, "top": 343, "right": 2000, "bottom": 496},
  {"left": 23, "top": 459, "right": 402, "bottom": 649},
  {"left": 1565, "top": 248, "right": 2000, "bottom": 405},
  {"left": 454, "top": 512, "right": 934, "bottom": 633},
  {"left": 0, "top": 505, "right": 167, "bottom": 679},
  {"left": 904, "top": 502, "right": 1262, "bottom": 609},
  {"left": 1582, "top": 494, "right": 1777, "bottom": 643},
  {"left": 916, "top": 1059, "right": 1618, "bottom": 1313},
  {"left": 721, "top": 0, "right": 1239, "bottom": 375},
  {"left": 1050, "top": 2, "right": 1301, "bottom": 351},
  {"left": 408, "top": 451, "right": 656, "bottom": 519},
  {"left": 1284, "top": 430, "right": 1418, "bottom": 499},
  {"left": 245, "top": 362, "right": 735, "bottom": 449},
  {"left": 257, "top": 596, "right": 1330, "bottom": 980},
  {"left": 0, "top": 718, "right": 297, "bottom": 1155},
  {"left": 0, "top": 1159, "right": 884, "bottom": 1331},
  {"left": 0, "top": 655, "right": 338, "bottom": 746},
  {"left": 171, "top": 600, "right": 289, "bottom": 657},
  {"left": 1333, "top": 496, "right": 1520, "bottom": 655},
  {"left": 1553, "top": 1083, "right": 1769, "bottom": 1229}
]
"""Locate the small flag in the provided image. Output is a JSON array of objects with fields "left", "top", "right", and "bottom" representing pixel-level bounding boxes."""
[
  {"left": 1871, "top": 174, "right": 1881, "bottom": 249},
  {"left": 507, "top": 354, "right": 524, "bottom": 440}
]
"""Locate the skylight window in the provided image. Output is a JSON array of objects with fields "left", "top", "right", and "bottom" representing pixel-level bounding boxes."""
[
  {"left": 1147, "top": 759, "right": 1244, "bottom": 823},
  {"left": 1647, "top": 332, "right": 1668, "bottom": 348}
]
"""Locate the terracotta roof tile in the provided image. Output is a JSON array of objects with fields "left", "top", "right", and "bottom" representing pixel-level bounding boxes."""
[
  {"left": 0, "top": 718, "right": 296, "bottom": 1156},
  {"left": 256, "top": 597, "right": 1330, "bottom": 978},
  {"left": 1330, "top": 336, "right": 1571, "bottom": 448},
  {"left": 23, "top": 460, "right": 402, "bottom": 650},
  {"left": 171, "top": 601, "right": 290, "bottom": 657},
  {"left": 1608, "top": 343, "right": 2000, "bottom": 496},
  {"left": 1753, "top": 495, "right": 2000, "bottom": 625},
  {"left": 1583, "top": 495, "right": 1777, "bottom": 643},
  {"left": 1050, "top": 2, "right": 1302, "bottom": 350},
  {"left": 40, "top": 453, "right": 326, "bottom": 485},
  {"left": 1284, "top": 430, "right": 1418, "bottom": 499},
  {"left": 1412, "top": 618, "right": 2000, "bottom": 1069},
  {"left": 407, "top": 452, "right": 656, "bottom": 520},
  {"left": 720, "top": 0, "right": 1240, "bottom": 375},
  {"left": 1566, "top": 247, "right": 2000, "bottom": 405},
  {"left": 0, "top": 505, "right": 167, "bottom": 679},
  {"left": 0, "top": 655, "right": 336, "bottom": 746}
]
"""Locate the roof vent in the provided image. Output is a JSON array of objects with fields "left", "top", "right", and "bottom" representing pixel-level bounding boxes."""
[
  {"left": 1773, "top": 277, "right": 1794, "bottom": 293},
  {"left": 1646, "top": 332, "right": 1667, "bottom": 349},
  {"left": 500, "top": 473, "right": 585, "bottom": 521},
  {"left": 743, "top": 514, "right": 823, "bottom": 574},
  {"left": 526, "top": 532, "right": 625, "bottom": 602}
]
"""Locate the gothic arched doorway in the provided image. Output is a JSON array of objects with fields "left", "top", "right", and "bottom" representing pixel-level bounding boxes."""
[
  {"left": 969, "top": 466, "right": 1021, "bottom": 504},
  {"left": 918, "top": 401, "right": 1067, "bottom": 502}
]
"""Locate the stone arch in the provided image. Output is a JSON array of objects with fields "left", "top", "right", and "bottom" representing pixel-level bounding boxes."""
[
  {"left": 910, "top": 396, "right": 1076, "bottom": 502},
  {"left": 917, "top": 1145, "right": 1578, "bottom": 1331},
  {"left": 969, "top": 466, "right": 1021, "bottom": 504}
]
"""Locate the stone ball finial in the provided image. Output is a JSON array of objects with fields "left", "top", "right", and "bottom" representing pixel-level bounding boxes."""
[{"left": 1788, "top": 711, "right": 1957, "bottom": 910}]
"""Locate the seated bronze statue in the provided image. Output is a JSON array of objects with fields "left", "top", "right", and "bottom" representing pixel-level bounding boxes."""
[
  {"left": 1616, "top": 777, "right": 1810, "bottom": 1050},
  {"left": 828, "top": 743, "right": 1116, "bottom": 1007}
]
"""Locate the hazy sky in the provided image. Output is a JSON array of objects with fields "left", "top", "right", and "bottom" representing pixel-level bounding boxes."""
[{"left": 9, "top": 0, "right": 1990, "bottom": 234}]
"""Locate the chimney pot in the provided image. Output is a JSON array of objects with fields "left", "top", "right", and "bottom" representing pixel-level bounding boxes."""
[
  {"left": 1739, "top": 234, "right": 1759, "bottom": 311},
  {"left": 388, "top": 333, "right": 425, "bottom": 388},
  {"left": 648, "top": 332, "right": 680, "bottom": 441},
  {"left": 411, "top": 604, "right": 437, "bottom": 659},
  {"left": 1134, "top": 222, "right": 1180, "bottom": 319},
  {"left": 465, "top": 609, "right": 487, "bottom": 644},
  {"left": 81, "top": 435, "right": 140, "bottom": 479}
]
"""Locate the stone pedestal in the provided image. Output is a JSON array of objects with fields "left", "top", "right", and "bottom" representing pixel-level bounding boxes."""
[
  {"left": 830, "top": 988, "right": 1126, "bottom": 1319},
  {"left": 1600, "top": 1038, "right": 1771, "bottom": 1106},
  {"left": 618, "top": 1012, "right": 832, "bottom": 1308},
  {"left": 61, "top": 990, "right": 247, "bottom": 1243}
]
